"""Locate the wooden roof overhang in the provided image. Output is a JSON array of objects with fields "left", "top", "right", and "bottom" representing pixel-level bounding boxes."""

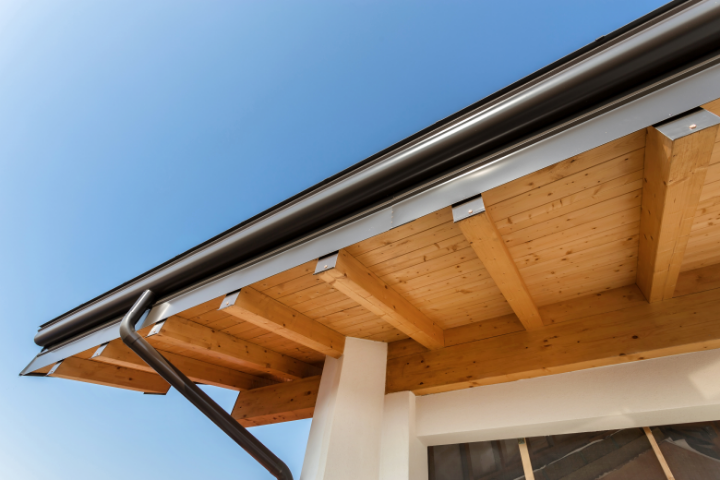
[
  {"left": 21, "top": 2, "right": 720, "bottom": 428},
  {"left": 26, "top": 93, "right": 720, "bottom": 427}
]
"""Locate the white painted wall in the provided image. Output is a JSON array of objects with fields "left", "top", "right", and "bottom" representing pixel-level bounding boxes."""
[
  {"left": 379, "top": 392, "right": 428, "bottom": 480},
  {"left": 416, "top": 349, "right": 720, "bottom": 446},
  {"left": 303, "top": 348, "right": 720, "bottom": 479},
  {"left": 301, "top": 337, "right": 388, "bottom": 480}
]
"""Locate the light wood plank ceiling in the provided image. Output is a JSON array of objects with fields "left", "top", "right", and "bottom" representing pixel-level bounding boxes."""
[{"left": 45, "top": 99, "right": 720, "bottom": 428}]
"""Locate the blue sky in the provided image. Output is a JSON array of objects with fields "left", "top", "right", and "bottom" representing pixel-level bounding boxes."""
[{"left": 0, "top": 1, "right": 668, "bottom": 478}]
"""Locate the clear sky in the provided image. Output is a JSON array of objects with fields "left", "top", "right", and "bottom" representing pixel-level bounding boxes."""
[{"left": 0, "top": 1, "right": 669, "bottom": 478}]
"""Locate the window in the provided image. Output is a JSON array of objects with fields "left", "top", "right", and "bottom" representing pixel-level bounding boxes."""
[{"left": 427, "top": 420, "right": 720, "bottom": 479}]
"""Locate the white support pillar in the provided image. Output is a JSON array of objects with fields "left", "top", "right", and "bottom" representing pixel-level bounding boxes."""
[
  {"left": 379, "top": 391, "right": 428, "bottom": 480},
  {"left": 301, "top": 337, "right": 388, "bottom": 480}
]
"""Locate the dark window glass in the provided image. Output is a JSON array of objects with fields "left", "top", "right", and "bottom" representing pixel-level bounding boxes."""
[
  {"left": 649, "top": 421, "right": 720, "bottom": 480},
  {"left": 428, "top": 439, "right": 525, "bottom": 480},
  {"left": 526, "top": 428, "right": 666, "bottom": 480}
]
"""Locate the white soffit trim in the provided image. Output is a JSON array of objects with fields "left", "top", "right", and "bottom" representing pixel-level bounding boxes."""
[
  {"left": 415, "top": 349, "right": 720, "bottom": 446},
  {"left": 21, "top": 59, "right": 720, "bottom": 375}
]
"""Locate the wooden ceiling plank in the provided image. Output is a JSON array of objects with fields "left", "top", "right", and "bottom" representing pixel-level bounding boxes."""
[
  {"left": 316, "top": 249, "right": 445, "bottom": 350},
  {"left": 523, "top": 247, "right": 638, "bottom": 287},
  {"left": 387, "top": 286, "right": 720, "bottom": 395},
  {"left": 502, "top": 189, "right": 642, "bottom": 249},
  {"left": 482, "top": 130, "right": 646, "bottom": 207},
  {"left": 231, "top": 375, "right": 321, "bottom": 427},
  {"left": 49, "top": 356, "right": 170, "bottom": 394},
  {"left": 346, "top": 208, "right": 453, "bottom": 258},
  {"left": 531, "top": 266, "right": 638, "bottom": 306},
  {"left": 370, "top": 234, "right": 469, "bottom": 278},
  {"left": 146, "top": 316, "right": 321, "bottom": 381},
  {"left": 381, "top": 247, "right": 482, "bottom": 288},
  {"left": 497, "top": 170, "right": 644, "bottom": 237},
  {"left": 355, "top": 221, "right": 462, "bottom": 268},
  {"left": 509, "top": 206, "right": 641, "bottom": 258},
  {"left": 538, "top": 284, "right": 647, "bottom": 326},
  {"left": 251, "top": 260, "right": 316, "bottom": 292},
  {"left": 520, "top": 233, "right": 639, "bottom": 279},
  {"left": 637, "top": 118, "right": 720, "bottom": 302},
  {"left": 515, "top": 220, "right": 639, "bottom": 271},
  {"left": 488, "top": 148, "right": 644, "bottom": 224},
  {"left": 457, "top": 211, "right": 544, "bottom": 330},
  {"left": 674, "top": 263, "right": 720, "bottom": 297},
  {"left": 91, "top": 339, "right": 274, "bottom": 391},
  {"left": 220, "top": 286, "right": 345, "bottom": 359}
]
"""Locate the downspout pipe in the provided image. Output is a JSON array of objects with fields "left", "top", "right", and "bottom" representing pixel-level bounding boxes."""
[{"left": 119, "top": 290, "right": 294, "bottom": 480}]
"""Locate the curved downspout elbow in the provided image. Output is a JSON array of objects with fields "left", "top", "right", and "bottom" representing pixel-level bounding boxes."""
[{"left": 120, "top": 290, "right": 294, "bottom": 480}]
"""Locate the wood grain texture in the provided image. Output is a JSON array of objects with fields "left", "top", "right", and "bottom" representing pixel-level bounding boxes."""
[
  {"left": 317, "top": 249, "right": 445, "bottom": 349},
  {"left": 637, "top": 123, "right": 719, "bottom": 302},
  {"left": 674, "top": 263, "right": 720, "bottom": 297},
  {"left": 387, "top": 287, "right": 720, "bottom": 395},
  {"left": 147, "top": 316, "right": 321, "bottom": 381},
  {"left": 50, "top": 357, "right": 170, "bottom": 394},
  {"left": 222, "top": 286, "right": 345, "bottom": 358},
  {"left": 92, "top": 339, "right": 274, "bottom": 391},
  {"left": 458, "top": 211, "right": 543, "bottom": 330},
  {"left": 538, "top": 284, "right": 646, "bottom": 325},
  {"left": 231, "top": 375, "right": 320, "bottom": 427}
]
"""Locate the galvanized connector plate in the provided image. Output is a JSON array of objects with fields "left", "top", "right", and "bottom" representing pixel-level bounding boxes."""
[
  {"left": 147, "top": 320, "right": 166, "bottom": 337},
  {"left": 452, "top": 195, "right": 486, "bottom": 222},
  {"left": 47, "top": 360, "right": 63, "bottom": 376},
  {"left": 655, "top": 108, "right": 720, "bottom": 140},
  {"left": 91, "top": 342, "right": 109, "bottom": 359},
  {"left": 314, "top": 251, "right": 339, "bottom": 274},
  {"left": 219, "top": 290, "right": 241, "bottom": 310}
]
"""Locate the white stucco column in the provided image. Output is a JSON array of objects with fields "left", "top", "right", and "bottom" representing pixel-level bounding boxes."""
[
  {"left": 379, "top": 391, "right": 428, "bottom": 480},
  {"left": 300, "top": 337, "right": 388, "bottom": 480}
]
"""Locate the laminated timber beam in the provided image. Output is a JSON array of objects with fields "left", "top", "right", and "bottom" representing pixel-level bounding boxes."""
[
  {"left": 386, "top": 282, "right": 720, "bottom": 395},
  {"left": 453, "top": 198, "right": 544, "bottom": 330},
  {"left": 231, "top": 375, "right": 321, "bottom": 427},
  {"left": 91, "top": 339, "right": 275, "bottom": 391},
  {"left": 219, "top": 286, "right": 345, "bottom": 358},
  {"left": 637, "top": 109, "right": 720, "bottom": 302},
  {"left": 315, "top": 249, "right": 445, "bottom": 350},
  {"left": 48, "top": 356, "right": 170, "bottom": 394},
  {"left": 146, "top": 316, "right": 321, "bottom": 381}
]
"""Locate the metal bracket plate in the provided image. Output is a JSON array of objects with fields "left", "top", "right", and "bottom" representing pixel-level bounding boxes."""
[
  {"left": 219, "top": 290, "right": 241, "bottom": 310},
  {"left": 147, "top": 320, "right": 166, "bottom": 337},
  {"left": 47, "top": 360, "right": 63, "bottom": 376},
  {"left": 314, "top": 251, "right": 340, "bottom": 275},
  {"left": 91, "top": 343, "right": 109, "bottom": 359},
  {"left": 655, "top": 108, "right": 720, "bottom": 140},
  {"left": 452, "top": 195, "right": 486, "bottom": 223}
]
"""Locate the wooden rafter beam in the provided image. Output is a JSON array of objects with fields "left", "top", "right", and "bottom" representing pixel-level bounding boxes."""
[
  {"left": 454, "top": 199, "right": 544, "bottom": 330},
  {"left": 146, "top": 316, "right": 321, "bottom": 381},
  {"left": 387, "top": 277, "right": 720, "bottom": 395},
  {"left": 315, "top": 249, "right": 445, "bottom": 350},
  {"left": 48, "top": 356, "right": 170, "bottom": 394},
  {"left": 637, "top": 109, "right": 720, "bottom": 302},
  {"left": 220, "top": 286, "right": 345, "bottom": 358},
  {"left": 231, "top": 375, "right": 321, "bottom": 427},
  {"left": 91, "top": 339, "right": 275, "bottom": 391}
]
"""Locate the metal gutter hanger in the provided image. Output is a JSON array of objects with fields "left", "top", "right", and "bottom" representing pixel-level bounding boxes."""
[{"left": 119, "top": 290, "right": 294, "bottom": 480}]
